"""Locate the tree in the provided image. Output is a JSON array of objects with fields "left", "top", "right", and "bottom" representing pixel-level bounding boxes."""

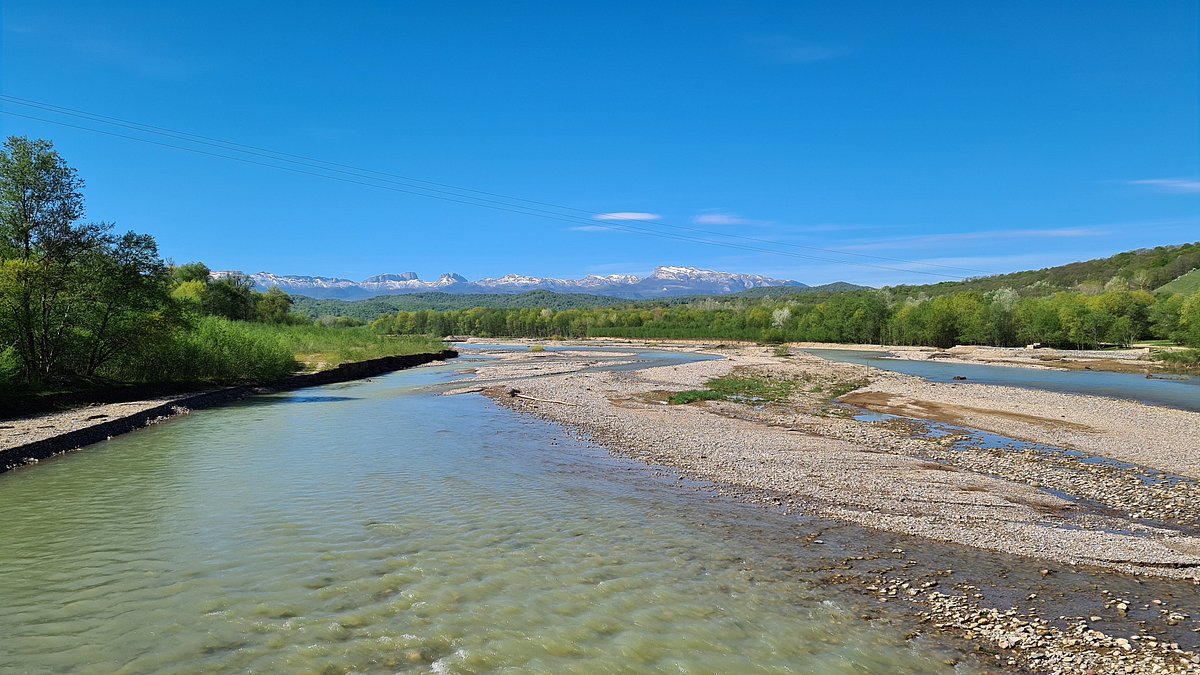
[
  {"left": 0, "top": 137, "right": 174, "bottom": 383},
  {"left": 256, "top": 287, "right": 295, "bottom": 323},
  {"left": 0, "top": 136, "right": 107, "bottom": 379},
  {"left": 172, "top": 261, "right": 211, "bottom": 284},
  {"left": 76, "top": 232, "right": 174, "bottom": 376},
  {"left": 203, "top": 274, "right": 257, "bottom": 320}
]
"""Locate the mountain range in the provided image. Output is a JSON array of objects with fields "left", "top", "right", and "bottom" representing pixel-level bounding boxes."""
[{"left": 214, "top": 266, "right": 810, "bottom": 300}]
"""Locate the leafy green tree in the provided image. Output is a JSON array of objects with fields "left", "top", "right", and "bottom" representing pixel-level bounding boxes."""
[
  {"left": 76, "top": 232, "right": 174, "bottom": 376},
  {"left": 0, "top": 137, "right": 176, "bottom": 383},
  {"left": 203, "top": 274, "right": 257, "bottom": 320},
  {"left": 256, "top": 287, "right": 296, "bottom": 323},
  {"left": 172, "top": 261, "right": 211, "bottom": 284},
  {"left": 0, "top": 136, "right": 106, "bottom": 379},
  {"left": 1180, "top": 294, "right": 1200, "bottom": 347}
]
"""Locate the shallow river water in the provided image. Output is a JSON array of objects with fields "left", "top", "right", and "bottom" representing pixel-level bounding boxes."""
[
  {"left": 0, "top": 354, "right": 987, "bottom": 673},
  {"left": 803, "top": 348, "right": 1200, "bottom": 412}
]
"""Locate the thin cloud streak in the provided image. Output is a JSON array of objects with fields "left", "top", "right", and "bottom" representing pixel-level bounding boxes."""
[
  {"left": 694, "top": 213, "right": 752, "bottom": 226},
  {"left": 593, "top": 212, "right": 661, "bottom": 221},
  {"left": 751, "top": 36, "right": 852, "bottom": 64},
  {"left": 691, "top": 211, "right": 776, "bottom": 227},
  {"left": 837, "top": 227, "right": 1107, "bottom": 252},
  {"left": 1128, "top": 178, "right": 1200, "bottom": 194}
]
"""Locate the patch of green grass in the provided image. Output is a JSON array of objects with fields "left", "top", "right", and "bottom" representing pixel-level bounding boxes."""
[
  {"left": 668, "top": 389, "right": 725, "bottom": 405},
  {"left": 1135, "top": 339, "right": 1181, "bottom": 347},
  {"left": 825, "top": 377, "right": 869, "bottom": 399},
  {"left": 107, "top": 318, "right": 446, "bottom": 384},
  {"left": 669, "top": 375, "right": 797, "bottom": 405},
  {"left": 1157, "top": 268, "right": 1200, "bottom": 295},
  {"left": 529, "top": 345, "right": 546, "bottom": 353},
  {"left": 236, "top": 323, "right": 445, "bottom": 370},
  {"left": 772, "top": 344, "right": 791, "bottom": 357}
]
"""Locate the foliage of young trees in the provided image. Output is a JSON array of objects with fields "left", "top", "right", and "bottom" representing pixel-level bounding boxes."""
[
  {"left": 0, "top": 136, "right": 343, "bottom": 391},
  {"left": 371, "top": 287, "right": 1200, "bottom": 350},
  {"left": 0, "top": 136, "right": 178, "bottom": 383}
]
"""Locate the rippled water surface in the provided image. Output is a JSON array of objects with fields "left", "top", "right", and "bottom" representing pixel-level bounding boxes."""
[
  {"left": 804, "top": 348, "right": 1200, "bottom": 411},
  {"left": 0, "top": 356, "right": 978, "bottom": 673}
]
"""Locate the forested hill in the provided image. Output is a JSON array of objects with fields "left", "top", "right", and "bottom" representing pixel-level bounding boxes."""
[
  {"left": 881, "top": 242, "right": 1200, "bottom": 299},
  {"left": 290, "top": 290, "right": 627, "bottom": 320},
  {"left": 733, "top": 282, "right": 870, "bottom": 298}
]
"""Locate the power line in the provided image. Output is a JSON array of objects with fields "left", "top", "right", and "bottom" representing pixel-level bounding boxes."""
[
  {"left": 0, "top": 95, "right": 994, "bottom": 277},
  {"left": 0, "top": 98, "right": 984, "bottom": 280},
  {"left": 0, "top": 95, "right": 992, "bottom": 276}
]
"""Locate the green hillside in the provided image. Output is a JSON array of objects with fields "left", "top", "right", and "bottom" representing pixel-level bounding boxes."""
[
  {"left": 732, "top": 282, "right": 870, "bottom": 298},
  {"left": 883, "top": 242, "right": 1200, "bottom": 299},
  {"left": 1158, "top": 268, "right": 1200, "bottom": 295}
]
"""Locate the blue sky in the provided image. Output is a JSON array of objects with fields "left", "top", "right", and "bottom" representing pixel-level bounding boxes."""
[{"left": 2, "top": 1, "right": 1197, "bottom": 286}]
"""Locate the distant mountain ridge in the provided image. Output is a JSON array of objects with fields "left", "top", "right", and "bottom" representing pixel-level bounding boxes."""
[{"left": 214, "top": 266, "right": 810, "bottom": 299}]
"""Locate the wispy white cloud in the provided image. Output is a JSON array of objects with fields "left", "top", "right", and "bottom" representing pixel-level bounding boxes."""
[
  {"left": 593, "top": 212, "right": 661, "bottom": 222},
  {"left": 1128, "top": 178, "right": 1200, "bottom": 194},
  {"left": 568, "top": 225, "right": 617, "bottom": 232},
  {"left": 751, "top": 36, "right": 852, "bottom": 64},
  {"left": 694, "top": 213, "right": 748, "bottom": 226},
  {"left": 837, "top": 227, "right": 1105, "bottom": 252},
  {"left": 692, "top": 211, "right": 760, "bottom": 226}
]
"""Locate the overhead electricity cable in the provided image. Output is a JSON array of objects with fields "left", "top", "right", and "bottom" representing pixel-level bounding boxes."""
[
  {"left": 0, "top": 99, "right": 983, "bottom": 279},
  {"left": 0, "top": 96, "right": 994, "bottom": 277},
  {"left": 1, "top": 96, "right": 993, "bottom": 277}
]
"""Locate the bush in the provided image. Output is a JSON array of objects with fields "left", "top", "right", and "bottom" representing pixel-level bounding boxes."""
[
  {"left": 107, "top": 316, "right": 297, "bottom": 383},
  {"left": 1154, "top": 348, "right": 1200, "bottom": 372}
]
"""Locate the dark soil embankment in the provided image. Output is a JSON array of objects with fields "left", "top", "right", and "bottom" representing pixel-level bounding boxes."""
[{"left": 0, "top": 349, "right": 457, "bottom": 474}]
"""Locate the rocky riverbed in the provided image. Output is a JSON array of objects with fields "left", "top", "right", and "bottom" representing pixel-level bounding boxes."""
[{"left": 448, "top": 340, "right": 1200, "bottom": 674}]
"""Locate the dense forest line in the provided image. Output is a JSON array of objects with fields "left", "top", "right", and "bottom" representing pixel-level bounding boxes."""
[
  {"left": 370, "top": 286, "right": 1200, "bottom": 351},
  {"left": 290, "top": 289, "right": 628, "bottom": 320},
  {"left": 0, "top": 137, "right": 441, "bottom": 397}
]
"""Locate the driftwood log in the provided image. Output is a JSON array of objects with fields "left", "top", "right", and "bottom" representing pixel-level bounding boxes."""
[{"left": 507, "top": 388, "right": 577, "bottom": 406}]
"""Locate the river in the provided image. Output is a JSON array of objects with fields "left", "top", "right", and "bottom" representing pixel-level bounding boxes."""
[
  {"left": 0, "top": 351, "right": 986, "bottom": 673},
  {"left": 803, "top": 348, "right": 1200, "bottom": 412}
]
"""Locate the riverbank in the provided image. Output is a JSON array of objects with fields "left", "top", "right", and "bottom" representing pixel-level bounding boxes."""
[
  {"left": 792, "top": 341, "right": 1187, "bottom": 375},
  {"left": 456, "top": 342, "right": 1200, "bottom": 578},
  {"left": 567, "top": 337, "right": 1183, "bottom": 375},
  {"left": 0, "top": 349, "right": 458, "bottom": 473},
  {"left": 450, "top": 340, "right": 1200, "bottom": 672}
]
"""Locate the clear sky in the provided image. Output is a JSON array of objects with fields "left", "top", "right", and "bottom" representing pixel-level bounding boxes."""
[{"left": 2, "top": 1, "right": 1197, "bottom": 286}]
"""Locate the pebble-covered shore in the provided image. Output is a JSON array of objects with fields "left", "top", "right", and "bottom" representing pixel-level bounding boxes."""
[{"left": 449, "top": 340, "right": 1200, "bottom": 674}]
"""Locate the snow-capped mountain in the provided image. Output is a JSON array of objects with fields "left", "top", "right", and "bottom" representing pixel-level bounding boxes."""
[{"left": 214, "top": 266, "right": 808, "bottom": 300}]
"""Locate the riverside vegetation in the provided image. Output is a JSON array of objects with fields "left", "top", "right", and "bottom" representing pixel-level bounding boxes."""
[
  {"left": 0, "top": 136, "right": 442, "bottom": 404},
  {"left": 369, "top": 272, "right": 1200, "bottom": 369}
]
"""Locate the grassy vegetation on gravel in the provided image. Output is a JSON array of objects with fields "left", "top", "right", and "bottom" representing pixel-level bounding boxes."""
[{"left": 669, "top": 375, "right": 799, "bottom": 405}]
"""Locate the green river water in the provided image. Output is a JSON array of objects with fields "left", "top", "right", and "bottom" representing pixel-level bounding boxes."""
[{"left": 0, "top": 353, "right": 991, "bottom": 673}]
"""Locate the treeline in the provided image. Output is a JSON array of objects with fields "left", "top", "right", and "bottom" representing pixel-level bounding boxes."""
[
  {"left": 0, "top": 137, "right": 439, "bottom": 395},
  {"left": 884, "top": 242, "right": 1200, "bottom": 300},
  {"left": 370, "top": 287, "right": 1200, "bottom": 350},
  {"left": 291, "top": 289, "right": 627, "bottom": 322}
]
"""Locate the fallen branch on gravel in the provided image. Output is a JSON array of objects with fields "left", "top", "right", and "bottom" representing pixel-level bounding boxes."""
[{"left": 507, "top": 388, "right": 578, "bottom": 406}]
